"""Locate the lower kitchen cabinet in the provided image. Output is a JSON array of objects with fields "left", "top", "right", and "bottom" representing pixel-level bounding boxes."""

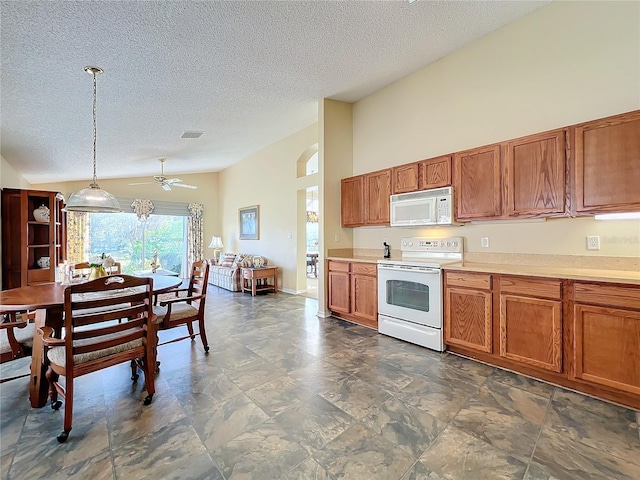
[
  {"left": 499, "top": 277, "right": 562, "bottom": 373},
  {"left": 444, "top": 270, "right": 640, "bottom": 410},
  {"left": 328, "top": 260, "right": 377, "bottom": 329},
  {"left": 573, "top": 282, "right": 640, "bottom": 396},
  {"left": 444, "top": 272, "right": 493, "bottom": 353}
]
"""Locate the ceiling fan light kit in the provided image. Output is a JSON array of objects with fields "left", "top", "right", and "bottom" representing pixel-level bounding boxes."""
[
  {"left": 66, "top": 66, "right": 121, "bottom": 213},
  {"left": 128, "top": 158, "right": 198, "bottom": 191}
]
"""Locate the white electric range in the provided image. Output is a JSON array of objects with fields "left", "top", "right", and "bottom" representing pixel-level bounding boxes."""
[{"left": 377, "top": 237, "right": 464, "bottom": 351}]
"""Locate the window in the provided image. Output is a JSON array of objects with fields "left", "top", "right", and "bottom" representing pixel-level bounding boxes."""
[{"left": 87, "top": 213, "right": 187, "bottom": 275}]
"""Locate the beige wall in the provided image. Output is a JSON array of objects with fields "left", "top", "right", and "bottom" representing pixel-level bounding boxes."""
[
  {"left": 348, "top": 1, "right": 640, "bottom": 258},
  {"left": 29, "top": 171, "right": 221, "bottom": 261},
  {"left": 1, "top": 155, "right": 32, "bottom": 189},
  {"left": 219, "top": 124, "right": 318, "bottom": 293}
]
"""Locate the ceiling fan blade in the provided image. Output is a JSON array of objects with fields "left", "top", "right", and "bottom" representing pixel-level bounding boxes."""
[
  {"left": 161, "top": 184, "right": 172, "bottom": 191},
  {"left": 171, "top": 183, "right": 198, "bottom": 189},
  {"left": 165, "top": 178, "right": 182, "bottom": 184},
  {"left": 127, "top": 181, "right": 156, "bottom": 186}
]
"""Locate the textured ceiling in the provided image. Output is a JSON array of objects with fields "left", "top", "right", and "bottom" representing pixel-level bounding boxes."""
[{"left": 1, "top": 1, "right": 549, "bottom": 184}]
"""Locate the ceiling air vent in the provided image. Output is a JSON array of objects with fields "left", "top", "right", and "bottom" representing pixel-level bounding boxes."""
[{"left": 181, "top": 130, "right": 204, "bottom": 139}]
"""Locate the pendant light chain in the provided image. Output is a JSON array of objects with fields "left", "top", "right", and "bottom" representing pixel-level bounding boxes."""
[{"left": 91, "top": 70, "right": 98, "bottom": 186}]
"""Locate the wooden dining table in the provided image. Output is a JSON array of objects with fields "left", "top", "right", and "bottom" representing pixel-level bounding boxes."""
[{"left": 0, "top": 274, "right": 182, "bottom": 407}]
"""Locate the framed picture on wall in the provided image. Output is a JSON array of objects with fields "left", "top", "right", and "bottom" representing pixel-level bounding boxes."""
[{"left": 239, "top": 205, "right": 259, "bottom": 240}]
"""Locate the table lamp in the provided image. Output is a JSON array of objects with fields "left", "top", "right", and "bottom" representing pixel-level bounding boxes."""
[{"left": 208, "top": 236, "right": 224, "bottom": 262}]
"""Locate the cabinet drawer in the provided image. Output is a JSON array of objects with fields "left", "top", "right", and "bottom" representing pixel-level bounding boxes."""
[
  {"left": 500, "top": 276, "right": 561, "bottom": 300},
  {"left": 575, "top": 283, "right": 640, "bottom": 310},
  {"left": 445, "top": 271, "right": 491, "bottom": 290},
  {"left": 328, "top": 261, "right": 349, "bottom": 272},
  {"left": 351, "top": 263, "right": 377, "bottom": 275}
]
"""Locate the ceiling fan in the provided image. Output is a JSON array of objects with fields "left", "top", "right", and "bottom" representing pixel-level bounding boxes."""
[{"left": 128, "top": 158, "right": 197, "bottom": 191}]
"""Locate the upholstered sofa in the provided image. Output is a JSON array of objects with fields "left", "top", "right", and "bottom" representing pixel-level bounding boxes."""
[{"left": 207, "top": 253, "right": 268, "bottom": 292}]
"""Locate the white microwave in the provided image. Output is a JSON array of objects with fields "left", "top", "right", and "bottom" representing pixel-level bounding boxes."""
[{"left": 390, "top": 186, "right": 459, "bottom": 226}]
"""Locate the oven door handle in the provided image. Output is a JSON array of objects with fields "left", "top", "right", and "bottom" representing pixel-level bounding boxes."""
[{"left": 378, "top": 264, "right": 441, "bottom": 274}]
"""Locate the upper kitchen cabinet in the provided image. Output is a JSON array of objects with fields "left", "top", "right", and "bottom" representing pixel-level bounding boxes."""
[
  {"left": 573, "top": 110, "right": 640, "bottom": 214},
  {"left": 392, "top": 163, "right": 419, "bottom": 194},
  {"left": 364, "top": 169, "right": 391, "bottom": 225},
  {"left": 504, "top": 129, "right": 566, "bottom": 217},
  {"left": 341, "top": 175, "right": 365, "bottom": 227},
  {"left": 453, "top": 144, "right": 502, "bottom": 221},
  {"left": 419, "top": 155, "right": 452, "bottom": 190}
]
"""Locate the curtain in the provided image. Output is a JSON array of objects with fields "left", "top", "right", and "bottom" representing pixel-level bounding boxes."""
[
  {"left": 187, "top": 203, "right": 204, "bottom": 266},
  {"left": 66, "top": 212, "right": 88, "bottom": 264}
]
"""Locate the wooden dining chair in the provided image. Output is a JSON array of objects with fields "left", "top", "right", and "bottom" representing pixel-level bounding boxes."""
[
  {"left": 0, "top": 310, "right": 36, "bottom": 384},
  {"left": 153, "top": 260, "right": 210, "bottom": 355},
  {"left": 39, "top": 274, "right": 157, "bottom": 443}
]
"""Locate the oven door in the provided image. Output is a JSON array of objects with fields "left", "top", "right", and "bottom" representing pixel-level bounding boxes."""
[{"left": 377, "top": 263, "right": 442, "bottom": 328}]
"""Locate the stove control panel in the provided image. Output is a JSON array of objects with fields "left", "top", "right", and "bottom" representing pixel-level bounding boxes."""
[{"left": 401, "top": 236, "right": 463, "bottom": 254}]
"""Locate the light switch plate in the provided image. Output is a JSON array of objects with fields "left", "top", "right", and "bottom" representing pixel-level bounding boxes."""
[{"left": 586, "top": 235, "right": 600, "bottom": 250}]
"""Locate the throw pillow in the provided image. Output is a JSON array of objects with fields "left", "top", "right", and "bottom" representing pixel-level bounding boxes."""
[{"left": 219, "top": 253, "right": 236, "bottom": 268}]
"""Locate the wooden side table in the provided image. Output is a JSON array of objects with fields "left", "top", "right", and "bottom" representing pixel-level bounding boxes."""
[{"left": 241, "top": 266, "right": 278, "bottom": 296}]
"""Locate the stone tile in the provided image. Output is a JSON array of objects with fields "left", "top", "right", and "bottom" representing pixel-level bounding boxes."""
[
  {"left": 314, "top": 423, "right": 415, "bottom": 480},
  {"left": 107, "top": 381, "right": 187, "bottom": 448},
  {"left": 246, "top": 338, "right": 319, "bottom": 373},
  {"left": 171, "top": 365, "right": 244, "bottom": 407},
  {"left": 418, "top": 426, "right": 528, "bottom": 480},
  {"left": 158, "top": 452, "right": 223, "bottom": 480},
  {"left": 46, "top": 450, "right": 114, "bottom": 480},
  {"left": 396, "top": 373, "right": 477, "bottom": 423},
  {"left": 353, "top": 359, "right": 416, "bottom": 394},
  {"left": 532, "top": 428, "right": 640, "bottom": 480},
  {"left": 362, "top": 396, "right": 442, "bottom": 458},
  {"left": 402, "top": 462, "right": 449, "bottom": 480},
  {"left": 113, "top": 418, "right": 208, "bottom": 479},
  {"left": 282, "top": 457, "right": 335, "bottom": 480},
  {"left": 450, "top": 382, "right": 547, "bottom": 462},
  {"left": 427, "top": 354, "right": 494, "bottom": 387},
  {"left": 320, "top": 374, "right": 393, "bottom": 420},
  {"left": 246, "top": 375, "right": 315, "bottom": 417},
  {"left": 211, "top": 422, "right": 309, "bottom": 479},
  {"left": 324, "top": 349, "right": 374, "bottom": 374},
  {"left": 195, "top": 392, "right": 269, "bottom": 451},
  {"left": 223, "top": 357, "right": 287, "bottom": 391},
  {"left": 545, "top": 389, "right": 640, "bottom": 467},
  {"left": 288, "top": 361, "right": 352, "bottom": 393},
  {"left": 270, "top": 394, "right": 353, "bottom": 452},
  {"left": 487, "top": 368, "right": 556, "bottom": 399}
]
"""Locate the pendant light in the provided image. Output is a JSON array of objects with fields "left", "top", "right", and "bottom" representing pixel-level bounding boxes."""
[{"left": 66, "top": 66, "right": 121, "bottom": 213}]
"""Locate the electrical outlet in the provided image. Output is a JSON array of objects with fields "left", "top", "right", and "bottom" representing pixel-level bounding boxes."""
[
  {"left": 287, "top": 232, "right": 293, "bottom": 239},
  {"left": 334, "top": 233, "right": 340, "bottom": 243},
  {"left": 586, "top": 235, "right": 600, "bottom": 250},
  {"left": 481, "top": 237, "right": 490, "bottom": 248}
]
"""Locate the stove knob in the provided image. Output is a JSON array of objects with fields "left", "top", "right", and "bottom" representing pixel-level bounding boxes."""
[
  {"left": 408, "top": 242, "right": 413, "bottom": 247},
  {"left": 452, "top": 241, "right": 458, "bottom": 248},
  {"left": 439, "top": 242, "right": 445, "bottom": 248},
  {"left": 402, "top": 241, "right": 407, "bottom": 247},
  {"left": 446, "top": 241, "right": 451, "bottom": 247}
]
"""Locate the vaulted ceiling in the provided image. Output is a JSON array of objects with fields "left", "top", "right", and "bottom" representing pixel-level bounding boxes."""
[{"left": 1, "top": 1, "right": 548, "bottom": 184}]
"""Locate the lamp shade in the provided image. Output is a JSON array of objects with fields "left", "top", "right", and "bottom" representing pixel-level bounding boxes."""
[
  {"left": 208, "top": 236, "right": 224, "bottom": 249},
  {"left": 65, "top": 183, "right": 121, "bottom": 213}
]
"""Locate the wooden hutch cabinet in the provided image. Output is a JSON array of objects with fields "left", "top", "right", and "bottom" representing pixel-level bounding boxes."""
[{"left": 1, "top": 189, "right": 67, "bottom": 290}]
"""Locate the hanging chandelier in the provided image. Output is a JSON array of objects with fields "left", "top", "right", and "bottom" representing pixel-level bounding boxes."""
[{"left": 65, "top": 66, "right": 121, "bottom": 213}]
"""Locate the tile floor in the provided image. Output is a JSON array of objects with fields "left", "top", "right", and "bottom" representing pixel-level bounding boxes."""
[{"left": 1, "top": 288, "right": 639, "bottom": 480}]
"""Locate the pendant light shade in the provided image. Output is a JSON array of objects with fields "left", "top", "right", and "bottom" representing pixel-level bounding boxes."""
[{"left": 66, "top": 66, "right": 121, "bottom": 213}]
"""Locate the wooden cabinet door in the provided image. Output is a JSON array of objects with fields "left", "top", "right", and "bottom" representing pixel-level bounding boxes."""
[
  {"left": 419, "top": 155, "right": 451, "bottom": 190},
  {"left": 392, "top": 163, "right": 419, "bottom": 194},
  {"left": 444, "top": 287, "right": 492, "bottom": 353},
  {"left": 341, "top": 176, "right": 364, "bottom": 227},
  {"left": 328, "top": 270, "right": 350, "bottom": 314},
  {"left": 453, "top": 145, "right": 502, "bottom": 221},
  {"left": 364, "top": 169, "right": 391, "bottom": 225},
  {"left": 504, "top": 130, "right": 566, "bottom": 217},
  {"left": 574, "top": 110, "right": 640, "bottom": 214},
  {"left": 351, "top": 272, "right": 377, "bottom": 328},
  {"left": 574, "top": 304, "right": 640, "bottom": 395},
  {"left": 499, "top": 294, "right": 562, "bottom": 372}
]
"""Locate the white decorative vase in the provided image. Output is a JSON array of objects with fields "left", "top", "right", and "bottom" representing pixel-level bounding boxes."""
[{"left": 33, "top": 205, "right": 50, "bottom": 223}]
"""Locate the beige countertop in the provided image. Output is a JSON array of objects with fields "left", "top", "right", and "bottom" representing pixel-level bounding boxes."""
[
  {"left": 442, "top": 262, "right": 640, "bottom": 285},
  {"left": 325, "top": 253, "right": 640, "bottom": 285}
]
